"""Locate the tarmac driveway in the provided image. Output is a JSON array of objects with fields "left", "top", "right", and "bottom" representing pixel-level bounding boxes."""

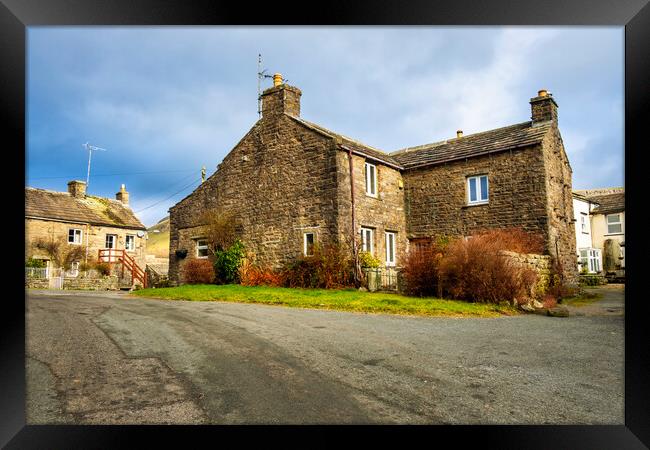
[{"left": 26, "top": 286, "right": 624, "bottom": 425}]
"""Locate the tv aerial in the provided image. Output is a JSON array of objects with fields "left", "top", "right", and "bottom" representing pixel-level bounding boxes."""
[{"left": 82, "top": 142, "right": 107, "bottom": 190}]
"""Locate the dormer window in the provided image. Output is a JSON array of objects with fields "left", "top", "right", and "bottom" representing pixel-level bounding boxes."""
[{"left": 365, "top": 162, "right": 377, "bottom": 197}]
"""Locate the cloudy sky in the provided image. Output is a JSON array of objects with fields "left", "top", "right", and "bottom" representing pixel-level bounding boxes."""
[{"left": 26, "top": 27, "right": 624, "bottom": 227}]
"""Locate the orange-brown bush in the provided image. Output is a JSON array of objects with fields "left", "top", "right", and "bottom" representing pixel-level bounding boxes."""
[
  {"left": 281, "top": 244, "right": 354, "bottom": 289},
  {"left": 182, "top": 258, "right": 215, "bottom": 284},
  {"left": 438, "top": 229, "right": 542, "bottom": 304},
  {"left": 239, "top": 258, "right": 283, "bottom": 287},
  {"left": 401, "top": 244, "right": 445, "bottom": 297}
]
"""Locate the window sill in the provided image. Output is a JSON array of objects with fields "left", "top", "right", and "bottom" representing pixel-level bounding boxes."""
[
  {"left": 604, "top": 233, "right": 624, "bottom": 236},
  {"left": 365, "top": 193, "right": 379, "bottom": 199},
  {"left": 463, "top": 201, "right": 489, "bottom": 208}
]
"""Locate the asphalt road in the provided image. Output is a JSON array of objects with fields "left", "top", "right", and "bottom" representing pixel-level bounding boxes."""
[{"left": 26, "top": 286, "right": 624, "bottom": 425}]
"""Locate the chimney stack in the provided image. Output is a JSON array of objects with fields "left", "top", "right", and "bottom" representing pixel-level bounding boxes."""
[
  {"left": 261, "top": 72, "right": 301, "bottom": 118},
  {"left": 530, "top": 88, "right": 558, "bottom": 124},
  {"left": 116, "top": 183, "right": 129, "bottom": 205},
  {"left": 67, "top": 180, "right": 86, "bottom": 198},
  {"left": 456, "top": 130, "right": 463, "bottom": 138}
]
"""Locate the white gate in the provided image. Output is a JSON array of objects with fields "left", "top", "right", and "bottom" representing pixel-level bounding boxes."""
[{"left": 48, "top": 268, "right": 64, "bottom": 289}]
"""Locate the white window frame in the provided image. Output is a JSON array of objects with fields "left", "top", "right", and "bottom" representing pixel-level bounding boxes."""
[
  {"left": 125, "top": 234, "right": 136, "bottom": 251},
  {"left": 365, "top": 162, "right": 378, "bottom": 198},
  {"left": 67, "top": 261, "right": 80, "bottom": 278},
  {"left": 580, "top": 213, "right": 589, "bottom": 233},
  {"left": 467, "top": 175, "right": 489, "bottom": 205},
  {"left": 105, "top": 234, "right": 117, "bottom": 249},
  {"left": 606, "top": 213, "right": 623, "bottom": 234},
  {"left": 196, "top": 239, "right": 209, "bottom": 258},
  {"left": 303, "top": 232, "right": 315, "bottom": 257},
  {"left": 579, "top": 248, "right": 602, "bottom": 274},
  {"left": 385, "top": 231, "right": 396, "bottom": 266},
  {"left": 68, "top": 228, "right": 83, "bottom": 245},
  {"left": 361, "top": 227, "right": 374, "bottom": 255}
]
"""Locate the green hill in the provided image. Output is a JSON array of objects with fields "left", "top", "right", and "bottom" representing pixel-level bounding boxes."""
[{"left": 146, "top": 216, "right": 170, "bottom": 258}]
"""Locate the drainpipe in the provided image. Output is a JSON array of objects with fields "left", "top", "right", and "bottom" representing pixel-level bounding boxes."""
[
  {"left": 85, "top": 223, "right": 90, "bottom": 264},
  {"left": 346, "top": 146, "right": 361, "bottom": 284}
]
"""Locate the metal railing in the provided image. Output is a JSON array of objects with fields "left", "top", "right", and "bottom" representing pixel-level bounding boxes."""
[
  {"left": 362, "top": 266, "right": 402, "bottom": 292},
  {"left": 25, "top": 267, "right": 48, "bottom": 279}
]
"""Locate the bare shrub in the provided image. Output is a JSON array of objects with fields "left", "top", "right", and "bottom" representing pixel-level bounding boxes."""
[
  {"left": 401, "top": 243, "right": 445, "bottom": 297},
  {"left": 438, "top": 230, "right": 541, "bottom": 304},
  {"left": 239, "top": 256, "right": 283, "bottom": 287},
  {"left": 197, "top": 209, "right": 240, "bottom": 253},
  {"left": 33, "top": 236, "right": 85, "bottom": 269},
  {"left": 281, "top": 243, "right": 354, "bottom": 289},
  {"left": 182, "top": 258, "right": 215, "bottom": 284}
]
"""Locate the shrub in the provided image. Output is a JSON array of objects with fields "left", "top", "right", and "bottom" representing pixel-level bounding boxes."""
[
  {"left": 239, "top": 258, "right": 283, "bottom": 287},
  {"left": 358, "top": 251, "right": 381, "bottom": 268},
  {"left": 438, "top": 230, "right": 540, "bottom": 304},
  {"left": 182, "top": 258, "right": 215, "bottom": 284},
  {"left": 197, "top": 209, "right": 240, "bottom": 252},
  {"left": 281, "top": 243, "right": 354, "bottom": 289},
  {"left": 94, "top": 262, "right": 111, "bottom": 276},
  {"left": 213, "top": 239, "right": 246, "bottom": 284},
  {"left": 546, "top": 258, "right": 578, "bottom": 299},
  {"left": 33, "top": 236, "right": 86, "bottom": 269},
  {"left": 401, "top": 244, "right": 445, "bottom": 297},
  {"left": 26, "top": 258, "right": 46, "bottom": 268}
]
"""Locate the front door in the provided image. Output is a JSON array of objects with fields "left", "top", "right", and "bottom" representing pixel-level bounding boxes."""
[{"left": 105, "top": 234, "right": 118, "bottom": 262}]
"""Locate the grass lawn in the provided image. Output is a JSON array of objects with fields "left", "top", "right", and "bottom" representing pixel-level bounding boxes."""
[
  {"left": 560, "top": 290, "right": 603, "bottom": 307},
  {"left": 131, "top": 284, "right": 518, "bottom": 317}
]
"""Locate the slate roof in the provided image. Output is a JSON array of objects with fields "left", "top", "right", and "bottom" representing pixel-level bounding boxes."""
[
  {"left": 391, "top": 121, "right": 554, "bottom": 169},
  {"left": 577, "top": 190, "right": 625, "bottom": 215},
  {"left": 25, "top": 187, "right": 146, "bottom": 229},
  {"left": 286, "top": 114, "right": 403, "bottom": 168}
]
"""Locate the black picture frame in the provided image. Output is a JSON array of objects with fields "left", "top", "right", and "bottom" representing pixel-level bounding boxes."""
[{"left": 3, "top": 0, "right": 648, "bottom": 447}]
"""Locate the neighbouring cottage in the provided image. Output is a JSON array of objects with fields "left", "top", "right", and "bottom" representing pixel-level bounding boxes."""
[
  {"left": 25, "top": 180, "right": 148, "bottom": 287},
  {"left": 572, "top": 187, "right": 625, "bottom": 278},
  {"left": 169, "top": 75, "right": 577, "bottom": 286}
]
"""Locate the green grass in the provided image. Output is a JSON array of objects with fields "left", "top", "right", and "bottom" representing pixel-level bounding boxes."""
[
  {"left": 560, "top": 291, "right": 603, "bottom": 307},
  {"left": 131, "top": 284, "right": 518, "bottom": 317}
]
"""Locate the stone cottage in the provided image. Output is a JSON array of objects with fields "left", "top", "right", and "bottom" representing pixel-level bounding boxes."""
[
  {"left": 169, "top": 75, "right": 577, "bottom": 285},
  {"left": 25, "top": 180, "right": 148, "bottom": 285}
]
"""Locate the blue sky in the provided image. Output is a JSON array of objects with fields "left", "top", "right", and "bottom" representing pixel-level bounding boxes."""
[{"left": 26, "top": 27, "right": 624, "bottom": 227}]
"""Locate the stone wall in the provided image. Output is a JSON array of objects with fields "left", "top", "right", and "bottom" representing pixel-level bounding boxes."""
[
  {"left": 336, "top": 152, "right": 407, "bottom": 267},
  {"left": 25, "top": 218, "right": 147, "bottom": 270},
  {"left": 499, "top": 250, "right": 552, "bottom": 297},
  {"left": 25, "top": 278, "right": 49, "bottom": 289},
  {"left": 540, "top": 125, "right": 578, "bottom": 285},
  {"left": 169, "top": 114, "right": 341, "bottom": 283},
  {"left": 403, "top": 146, "right": 548, "bottom": 240},
  {"left": 62, "top": 275, "right": 119, "bottom": 290}
]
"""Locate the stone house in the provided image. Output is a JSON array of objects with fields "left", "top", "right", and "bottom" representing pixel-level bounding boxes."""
[
  {"left": 25, "top": 180, "right": 147, "bottom": 282},
  {"left": 572, "top": 188, "right": 625, "bottom": 277},
  {"left": 169, "top": 75, "right": 577, "bottom": 285}
]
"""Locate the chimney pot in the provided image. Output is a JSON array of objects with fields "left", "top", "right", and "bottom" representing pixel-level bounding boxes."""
[
  {"left": 67, "top": 180, "right": 86, "bottom": 198},
  {"left": 273, "top": 73, "right": 283, "bottom": 87},
  {"left": 456, "top": 130, "right": 463, "bottom": 138},
  {"left": 538, "top": 89, "right": 548, "bottom": 97}
]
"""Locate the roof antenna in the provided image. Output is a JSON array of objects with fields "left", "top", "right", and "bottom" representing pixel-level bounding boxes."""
[
  {"left": 257, "top": 54, "right": 277, "bottom": 118},
  {"left": 82, "top": 142, "right": 107, "bottom": 191}
]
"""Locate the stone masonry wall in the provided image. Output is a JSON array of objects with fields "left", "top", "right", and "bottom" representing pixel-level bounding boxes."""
[
  {"left": 336, "top": 152, "right": 407, "bottom": 266},
  {"left": 169, "top": 114, "right": 340, "bottom": 283},
  {"left": 499, "top": 250, "right": 552, "bottom": 298},
  {"left": 402, "top": 146, "right": 549, "bottom": 241},
  {"left": 541, "top": 125, "right": 578, "bottom": 285},
  {"left": 25, "top": 218, "right": 146, "bottom": 269}
]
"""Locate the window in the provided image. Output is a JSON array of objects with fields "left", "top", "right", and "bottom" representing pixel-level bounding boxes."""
[
  {"left": 304, "top": 232, "right": 315, "bottom": 256},
  {"left": 365, "top": 162, "right": 377, "bottom": 197},
  {"left": 361, "top": 227, "right": 374, "bottom": 255},
  {"left": 125, "top": 235, "right": 135, "bottom": 251},
  {"left": 580, "top": 214, "right": 589, "bottom": 233},
  {"left": 467, "top": 175, "right": 489, "bottom": 204},
  {"left": 68, "top": 228, "right": 82, "bottom": 244},
  {"left": 606, "top": 214, "right": 622, "bottom": 234},
  {"left": 196, "top": 239, "right": 209, "bottom": 258},
  {"left": 385, "top": 232, "right": 396, "bottom": 266},
  {"left": 579, "top": 248, "right": 601, "bottom": 273},
  {"left": 68, "top": 261, "right": 80, "bottom": 277},
  {"left": 105, "top": 234, "right": 116, "bottom": 249}
]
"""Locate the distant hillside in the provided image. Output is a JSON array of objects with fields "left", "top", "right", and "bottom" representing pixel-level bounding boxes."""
[{"left": 146, "top": 216, "right": 170, "bottom": 258}]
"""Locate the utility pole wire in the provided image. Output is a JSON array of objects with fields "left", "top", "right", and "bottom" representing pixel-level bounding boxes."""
[
  {"left": 130, "top": 170, "right": 200, "bottom": 206},
  {"left": 29, "top": 168, "right": 196, "bottom": 180},
  {"left": 134, "top": 178, "right": 201, "bottom": 213}
]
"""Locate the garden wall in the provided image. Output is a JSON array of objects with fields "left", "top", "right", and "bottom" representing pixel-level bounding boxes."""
[{"left": 499, "top": 250, "right": 551, "bottom": 297}]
